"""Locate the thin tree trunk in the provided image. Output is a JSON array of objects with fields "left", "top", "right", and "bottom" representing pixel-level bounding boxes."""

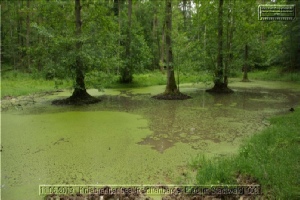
[
  {"left": 113, "top": 0, "right": 118, "bottom": 16},
  {"left": 17, "top": 1, "right": 24, "bottom": 70},
  {"left": 26, "top": 0, "right": 30, "bottom": 71},
  {"left": 225, "top": 0, "right": 234, "bottom": 84},
  {"left": 120, "top": 0, "right": 133, "bottom": 83},
  {"left": 260, "top": 0, "right": 265, "bottom": 44},
  {"left": 216, "top": 0, "right": 223, "bottom": 84},
  {"left": 225, "top": 4, "right": 229, "bottom": 83},
  {"left": 160, "top": 24, "right": 165, "bottom": 73},
  {"left": 204, "top": 25, "right": 206, "bottom": 71},
  {"left": 152, "top": 10, "right": 159, "bottom": 71},
  {"left": 182, "top": 0, "right": 187, "bottom": 29},
  {"left": 164, "top": 0, "right": 178, "bottom": 94},
  {"left": 242, "top": 44, "right": 250, "bottom": 82},
  {"left": 126, "top": 0, "right": 132, "bottom": 67},
  {"left": 10, "top": 3, "right": 17, "bottom": 70},
  {"left": 114, "top": 0, "right": 121, "bottom": 74}
]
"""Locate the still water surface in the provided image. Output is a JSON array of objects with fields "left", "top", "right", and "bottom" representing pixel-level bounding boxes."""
[{"left": 1, "top": 83, "right": 299, "bottom": 199}]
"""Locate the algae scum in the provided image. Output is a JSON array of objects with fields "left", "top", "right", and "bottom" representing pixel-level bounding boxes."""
[{"left": 1, "top": 83, "right": 299, "bottom": 199}]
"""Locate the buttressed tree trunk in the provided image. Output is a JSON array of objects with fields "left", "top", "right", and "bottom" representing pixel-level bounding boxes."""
[
  {"left": 206, "top": 0, "right": 233, "bottom": 93},
  {"left": 52, "top": 0, "right": 100, "bottom": 104},
  {"left": 72, "top": 0, "right": 87, "bottom": 98},
  {"left": 164, "top": 0, "right": 178, "bottom": 94},
  {"left": 53, "top": 0, "right": 100, "bottom": 104},
  {"left": 152, "top": 0, "right": 190, "bottom": 99}
]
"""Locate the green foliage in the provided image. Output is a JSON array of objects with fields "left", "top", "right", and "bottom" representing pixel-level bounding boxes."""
[
  {"left": 133, "top": 71, "right": 166, "bottom": 86},
  {"left": 1, "top": 71, "right": 72, "bottom": 98},
  {"left": 0, "top": 70, "right": 202, "bottom": 97},
  {"left": 85, "top": 70, "right": 119, "bottom": 90},
  {"left": 192, "top": 155, "right": 236, "bottom": 185},
  {"left": 1, "top": 0, "right": 299, "bottom": 90},
  {"left": 250, "top": 68, "right": 300, "bottom": 82},
  {"left": 129, "top": 17, "right": 153, "bottom": 73}
]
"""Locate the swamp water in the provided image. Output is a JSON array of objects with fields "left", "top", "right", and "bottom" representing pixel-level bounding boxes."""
[{"left": 1, "top": 82, "right": 299, "bottom": 199}]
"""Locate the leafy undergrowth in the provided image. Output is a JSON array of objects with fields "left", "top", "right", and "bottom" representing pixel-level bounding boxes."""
[
  {"left": 249, "top": 68, "right": 300, "bottom": 82},
  {"left": 1, "top": 71, "right": 72, "bottom": 98},
  {"left": 1, "top": 69, "right": 300, "bottom": 98},
  {"left": 191, "top": 107, "right": 300, "bottom": 199},
  {"left": 106, "top": 70, "right": 204, "bottom": 89}
]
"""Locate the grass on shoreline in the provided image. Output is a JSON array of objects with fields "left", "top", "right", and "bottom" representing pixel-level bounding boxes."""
[
  {"left": 1, "top": 69, "right": 300, "bottom": 98},
  {"left": 190, "top": 108, "right": 300, "bottom": 199},
  {"left": 0, "top": 71, "right": 72, "bottom": 98},
  {"left": 0, "top": 70, "right": 207, "bottom": 98},
  {"left": 250, "top": 68, "right": 300, "bottom": 82}
]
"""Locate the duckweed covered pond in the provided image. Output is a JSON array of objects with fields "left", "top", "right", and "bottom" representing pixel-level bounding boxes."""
[{"left": 1, "top": 82, "right": 300, "bottom": 199}]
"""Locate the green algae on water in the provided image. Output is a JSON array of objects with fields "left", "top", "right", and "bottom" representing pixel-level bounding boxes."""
[{"left": 1, "top": 81, "right": 300, "bottom": 199}]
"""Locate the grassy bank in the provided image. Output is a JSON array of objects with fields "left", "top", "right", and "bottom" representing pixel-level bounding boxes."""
[
  {"left": 190, "top": 108, "right": 300, "bottom": 199},
  {"left": 249, "top": 67, "right": 300, "bottom": 82},
  {"left": 0, "top": 71, "right": 72, "bottom": 98},
  {"left": 1, "top": 69, "right": 300, "bottom": 98},
  {"left": 0, "top": 70, "right": 206, "bottom": 98}
]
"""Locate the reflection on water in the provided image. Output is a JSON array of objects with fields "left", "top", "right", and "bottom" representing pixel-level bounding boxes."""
[
  {"left": 90, "top": 89, "right": 299, "bottom": 153},
  {"left": 1, "top": 86, "right": 299, "bottom": 199},
  {"left": 2, "top": 88, "right": 299, "bottom": 155}
]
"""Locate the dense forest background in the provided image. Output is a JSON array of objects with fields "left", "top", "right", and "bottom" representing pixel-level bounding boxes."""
[{"left": 1, "top": 0, "right": 300, "bottom": 89}]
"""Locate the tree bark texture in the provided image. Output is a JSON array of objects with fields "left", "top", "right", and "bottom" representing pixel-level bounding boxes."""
[
  {"left": 206, "top": 0, "right": 233, "bottom": 93},
  {"left": 26, "top": 0, "right": 30, "bottom": 71},
  {"left": 120, "top": 0, "right": 133, "bottom": 83},
  {"left": 164, "top": 0, "right": 178, "bottom": 94},
  {"left": 52, "top": 0, "right": 100, "bottom": 104},
  {"left": 216, "top": 0, "right": 223, "bottom": 85},
  {"left": 72, "top": 0, "right": 87, "bottom": 97},
  {"left": 242, "top": 44, "right": 250, "bottom": 82}
]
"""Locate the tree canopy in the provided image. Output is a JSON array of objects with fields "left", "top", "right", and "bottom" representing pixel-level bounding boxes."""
[{"left": 1, "top": 0, "right": 299, "bottom": 98}]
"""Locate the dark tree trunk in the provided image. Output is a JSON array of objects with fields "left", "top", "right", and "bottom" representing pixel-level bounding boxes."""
[
  {"left": 206, "top": 0, "right": 233, "bottom": 93},
  {"left": 152, "top": 5, "right": 160, "bottom": 71},
  {"left": 225, "top": 0, "right": 234, "bottom": 85},
  {"left": 164, "top": 0, "right": 178, "bottom": 94},
  {"left": 18, "top": 1, "right": 24, "bottom": 70},
  {"left": 53, "top": 0, "right": 100, "bottom": 105},
  {"left": 242, "top": 44, "right": 250, "bottom": 82},
  {"left": 182, "top": 0, "right": 187, "bottom": 29},
  {"left": 120, "top": 0, "right": 133, "bottom": 83},
  {"left": 217, "top": 0, "right": 223, "bottom": 83},
  {"left": 26, "top": 0, "right": 30, "bottom": 71},
  {"left": 152, "top": 0, "right": 190, "bottom": 100},
  {"left": 115, "top": 0, "right": 122, "bottom": 75},
  {"left": 73, "top": 0, "right": 86, "bottom": 97},
  {"left": 160, "top": 24, "right": 166, "bottom": 73},
  {"left": 113, "top": 0, "right": 119, "bottom": 16}
]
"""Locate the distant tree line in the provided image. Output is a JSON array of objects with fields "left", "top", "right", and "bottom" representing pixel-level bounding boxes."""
[{"left": 1, "top": 0, "right": 299, "bottom": 87}]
